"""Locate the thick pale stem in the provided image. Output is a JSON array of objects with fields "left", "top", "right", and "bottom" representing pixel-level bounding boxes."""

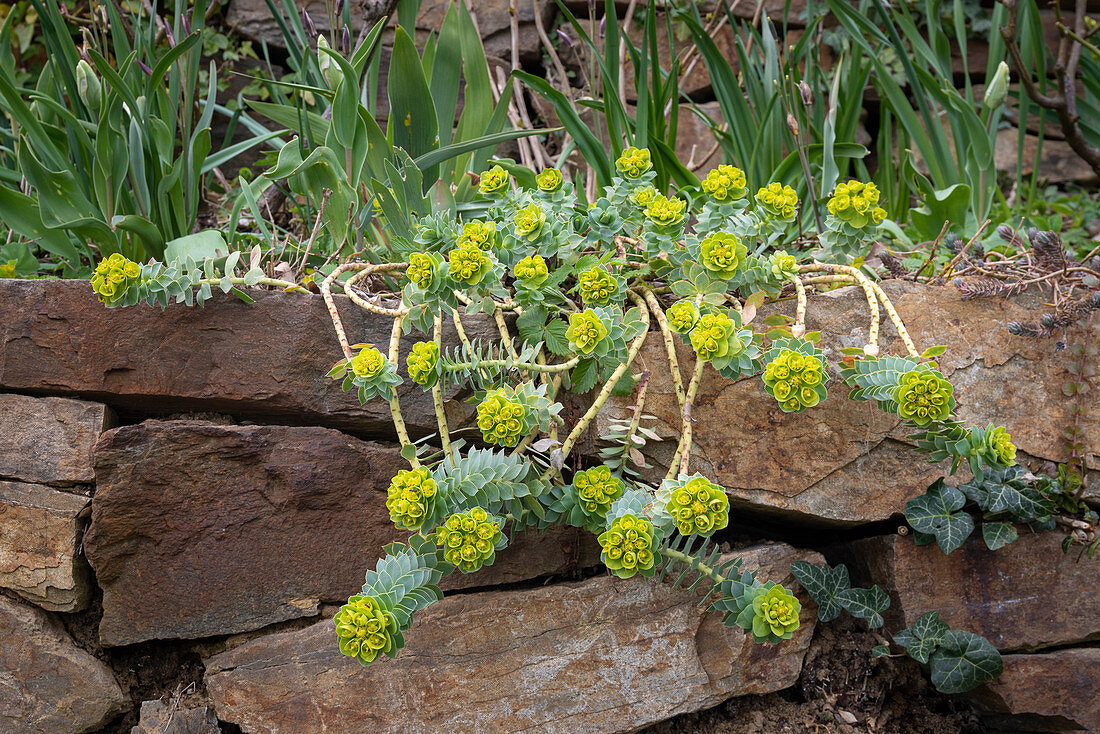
[
  {"left": 344, "top": 267, "right": 409, "bottom": 317},
  {"left": 866, "top": 280, "right": 920, "bottom": 358},
  {"left": 494, "top": 306, "right": 520, "bottom": 362},
  {"left": 320, "top": 262, "right": 408, "bottom": 359},
  {"left": 199, "top": 276, "right": 309, "bottom": 294},
  {"left": 788, "top": 273, "right": 808, "bottom": 337},
  {"left": 452, "top": 310, "right": 472, "bottom": 350},
  {"left": 638, "top": 285, "right": 686, "bottom": 411},
  {"left": 660, "top": 547, "right": 727, "bottom": 584},
  {"left": 799, "top": 263, "right": 881, "bottom": 354},
  {"left": 667, "top": 358, "right": 706, "bottom": 482},
  {"left": 387, "top": 312, "right": 418, "bottom": 467},
  {"left": 432, "top": 314, "right": 454, "bottom": 463}
]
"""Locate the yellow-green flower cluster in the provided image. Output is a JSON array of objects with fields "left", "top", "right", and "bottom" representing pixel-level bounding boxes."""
[
  {"left": 350, "top": 346, "right": 386, "bottom": 379},
  {"left": 536, "top": 167, "right": 564, "bottom": 192},
  {"left": 476, "top": 390, "right": 529, "bottom": 447},
  {"left": 690, "top": 312, "right": 737, "bottom": 361},
  {"left": 334, "top": 594, "right": 399, "bottom": 664},
  {"left": 826, "top": 180, "right": 887, "bottom": 229},
  {"left": 0, "top": 261, "right": 16, "bottom": 279},
  {"left": 385, "top": 467, "right": 438, "bottom": 530},
  {"left": 478, "top": 165, "right": 510, "bottom": 196},
  {"left": 631, "top": 185, "right": 659, "bottom": 209},
  {"left": 666, "top": 300, "right": 700, "bottom": 334},
  {"left": 434, "top": 507, "right": 502, "bottom": 572},
  {"left": 755, "top": 182, "right": 798, "bottom": 220},
  {"left": 448, "top": 242, "right": 492, "bottom": 286},
  {"left": 513, "top": 204, "right": 546, "bottom": 241},
  {"left": 701, "top": 164, "right": 747, "bottom": 203},
  {"left": 769, "top": 250, "right": 798, "bottom": 281},
  {"left": 982, "top": 425, "right": 1017, "bottom": 466},
  {"left": 644, "top": 194, "right": 687, "bottom": 228},
  {"left": 407, "top": 252, "right": 436, "bottom": 290},
  {"left": 91, "top": 253, "right": 142, "bottom": 304},
  {"left": 513, "top": 254, "right": 549, "bottom": 288},
  {"left": 895, "top": 368, "right": 953, "bottom": 426},
  {"left": 598, "top": 514, "right": 656, "bottom": 579},
  {"left": 666, "top": 476, "right": 729, "bottom": 537},
  {"left": 751, "top": 585, "right": 801, "bottom": 641},
  {"left": 457, "top": 220, "right": 497, "bottom": 250},
  {"left": 573, "top": 465, "right": 623, "bottom": 517},
  {"left": 405, "top": 341, "right": 439, "bottom": 386},
  {"left": 616, "top": 146, "right": 652, "bottom": 179},
  {"left": 763, "top": 350, "right": 825, "bottom": 412},
  {"left": 578, "top": 266, "right": 617, "bottom": 305},
  {"left": 566, "top": 309, "right": 609, "bottom": 354},
  {"left": 700, "top": 232, "right": 747, "bottom": 280}
]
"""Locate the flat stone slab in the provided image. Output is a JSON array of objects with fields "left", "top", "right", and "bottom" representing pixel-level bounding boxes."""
[
  {"left": 0, "top": 594, "right": 126, "bottom": 734},
  {"left": 0, "top": 279, "right": 498, "bottom": 435},
  {"left": 969, "top": 648, "right": 1100, "bottom": 733},
  {"left": 86, "top": 420, "right": 598, "bottom": 646},
  {"left": 0, "top": 480, "right": 91, "bottom": 611},
  {"left": 839, "top": 532, "right": 1100, "bottom": 652},
  {"left": 205, "top": 543, "right": 821, "bottom": 734},
  {"left": 130, "top": 700, "right": 221, "bottom": 734},
  {"left": 0, "top": 393, "right": 109, "bottom": 486}
]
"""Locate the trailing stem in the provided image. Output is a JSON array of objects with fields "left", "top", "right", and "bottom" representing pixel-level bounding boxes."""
[
  {"left": 432, "top": 314, "right": 454, "bottom": 463},
  {"left": 667, "top": 358, "right": 706, "bottom": 482},
  {"left": 638, "top": 285, "right": 686, "bottom": 410},
  {"left": 660, "top": 547, "right": 727, "bottom": 584},
  {"left": 321, "top": 262, "right": 409, "bottom": 359},
  {"left": 388, "top": 311, "right": 418, "bottom": 467}
]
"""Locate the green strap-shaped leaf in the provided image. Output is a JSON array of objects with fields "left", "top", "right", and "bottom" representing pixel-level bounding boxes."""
[
  {"left": 905, "top": 480, "right": 975, "bottom": 554},
  {"left": 0, "top": 187, "right": 81, "bottom": 264},
  {"left": 893, "top": 610, "right": 949, "bottom": 663},
  {"left": 789, "top": 561, "right": 850, "bottom": 622},
  {"left": 929, "top": 629, "right": 1003, "bottom": 694}
]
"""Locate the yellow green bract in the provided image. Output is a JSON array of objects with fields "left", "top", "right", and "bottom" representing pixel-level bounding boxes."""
[
  {"left": 514, "top": 254, "right": 549, "bottom": 287},
  {"left": 457, "top": 220, "right": 497, "bottom": 250},
  {"left": 615, "top": 146, "right": 652, "bottom": 179},
  {"left": 666, "top": 300, "right": 700, "bottom": 334},
  {"left": 385, "top": 467, "right": 437, "bottom": 530},
  {"left": 699, "top": 232, "right": 747, "bottom": 280},
  {"left": 406, "top": 341, "right": 439, "bottom": 386},
  {"left": 477, "top": 390, "right": 529, "bottom": 446},
  {"left": 701, "top": 164, "right": 747, "bottom": 203},
  {"left": 350, "top": 346, "right": 386, "bottom": 379},
  {"left": 435, "top": 508, "right": 502, "bottom": 572},
  {"left": 631, "top": 185, "right": 659, "bottom": 208},
  {"left": 666, "top": 476, "right": 729, "bottom": 536},
  {"left": 763, "top": 349, "right": 825, "bottom": 412},
  {"left": 755, "top": 182, "right": 798, "bottom": 220},
  {"left": 334, "top": 595, "right": 399, "bottom": 665},
  {"left": 895, "top": 368, "right": 954, "bottom": 426},
  {"left": 690, "top": 312, "right": 736, "bottom": 361},
  {"left": 91, "top": 253, "right": 142, "bottom": 304},
  {"left": 513, "top": 204, "right": 546, "bottom": 241},
  {"left": 769, "top": 250, "right": 798, "bottom": 280},
  {"left": 578, "top": 266, "right": 617, "bottom": 305},
  {"left": 536, "top": 167, "right": 563, "bottom": 192},
  {"left": 983, "top": 425, "right": 1017, "bottom": 466},
  {"left": 827, "top": 180, "right": 887, "bottom": 229},
  {"left": 751, "top": 585, "right": 801, "bottom": 641},
  {"left": 644, "top": 194, "right": 687, "bottom": 228},
  {"left": 598, "top": 513, "right": 656, "bottom": 578},
  {"left": 448, "top": 242, "right": 492, "bottom": 286},
  {"left": 573, "top": 465, "right": 623, "bottom": 516},
  {"left": 478, "top": 165, "right": 509, "bottom": 196},
  {"left": 407, "top": 252, "right": 436, "bottom": 290},
  {"left": 566, "top": 309, "right": 609, "bottom": 354}
]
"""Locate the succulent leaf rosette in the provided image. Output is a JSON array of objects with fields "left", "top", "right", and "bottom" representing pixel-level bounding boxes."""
[
  {"left": 512, "top": 203, "right": 546, "bottom": 242},
  {"left": 980, "top": 425, "right": 1017, "bottom": 466},
  {"left": 598, "top": 513, "right": 656, "bottom": 578},
  {"left": 566, "top": 308, "right": 611, "bottom": 355},
  {"left": 615, "top": 146, "right": 653, "bottom": 180},
  {"left": 665, "top": 475, "right": 729, "bottom": 537},
  {"left": 630, "top": 185, "right": 659, "bottom": 209},
  {"left": 330, "top": 344, "right": 403, "bottom": 403},
  {"left": 644, "top": 194, "right": 688, "bottom": 229},
  {"left": 762, "top": 339, "right": 828, "bottom": 412},
  {"left": 666, "top": 300, "right": 700, "bottom": 334},
  {"left": 571, "top": 465, "right": 624, "bottom": 519},
  {"left": 334, "top": 594, "right": 401, "bottom": 665},
  {"left": 406, "top": 252, "right": 441, "bottom": 291},
  {"left": 91, "top": 253, "right": 143, "bottom": 305},
  {"left": 457, "top": 220, "right": 498, "bottom": 250},
  {"left": 385, "top": 467, "right": 439, "bottom": 530},
  {"left": 895, "top": 367, "right": 955, "bottom": 426},
  {"left": 478, "top": 165, "right": 510, "bottom": 197},
  {"left": 689, "top": 311, "right": 737, "bottom": 361},
  {"left": 447, "top": 241, "right": 494, "bottom": 287},
  {"left": 536, "top": 167, "right": 564, "bottom": 192},
  {"left": 434, "top": 508, "right": 505, "bottom": 573},
  {"left": 769, "top": 250, "right": 799, "bottom": 281},
  {"left": 476, "top": 388, "right": 531, "bottom": 447},
  {"left": 732, "top": 582, "right": 802, "bottom": 643},
  {"left": 701, "top": 165, "right": 747, "bottom": 203},
  {"left": 699, "top": 232, "right": 747, "bottom": 280},
  {"left": 577, "top": 265, "right": 619, "bottom": 305},
  {"left": 513, "top": 254, "right": 549, "bottom": 288},
  {"left": 405, "top": 341, "right": 440, "bottom": 387},
  {"left": 755, "top": 182, "right": 799, "bottom": 221}
]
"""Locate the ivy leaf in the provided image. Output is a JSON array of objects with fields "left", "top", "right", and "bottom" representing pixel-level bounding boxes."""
[
  {"left": 929, "top": 630, "right": 1004, "bottom": 694},
  {"left": 836, "top": 586, "right": 890, "bottom": 628},
  {"left": 893, "top": 611, "right": 949, "bottom": 663},
  {"left": 789, "top": 561, "right": 850, "bottom": 622},
  {"left": 871, "top": 645, "right": 891, "bottom": 658},
  {"left": 981, "top": 521, "right": 1018, "bottom": 551},
  {"left": 912, "top": 530, "right": 937, "bottom": 546},
  {"left": 905, "top": 480, "right": 975, "bottom": 554}
]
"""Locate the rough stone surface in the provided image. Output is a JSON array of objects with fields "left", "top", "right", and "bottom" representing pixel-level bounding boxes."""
[
  {"left": 0, "top": 594, "right": 126, "bottom": 734},
  {"left": 0, "top": 393, "right": 109, "bottom": 486},
  {"left": 838, "top": 532, "right": 1100, "bottom": 652},
  {"left": 0, "top": 481, "right": 91, "bottom": 612},
  {"left": 206, "top": 543, "right": 821, "bottom": 734},
  {"left": 596, "top": 281, "right": 1098, "bottom": 525},
  {"left": 130, "top": 700, "right": 221, "bottom": 734},
  {"left": 969, "top": 648, "right": 1100, "bottom": 733},
  {"left": 85, "top": 420, "right": 599, "bottom": 645},
  {"left": 0, "top": 279, "right": 499, "bottom": 435},
  {"left": 994, "top": 128, "right": 1099, "bottom": 184}
]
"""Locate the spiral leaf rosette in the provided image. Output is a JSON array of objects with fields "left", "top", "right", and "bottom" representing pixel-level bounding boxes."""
[
  {"left": 328, "top": 344, "right": 403, "bottom": 403},
  {"left": 577, "top": 265, "right": 620, "bottom": 306},
  {"left": 698, "top": 232, "right": 747, "bottom": 280},
  {"left": 762, "top": 338, "right": 828, "bottom": 412},
  {"left": 91, "top": 253, "right": 143, "bottom": 305},
  {"left": 980, "top": 425, "right": 1017, "bottom": 466},
  {"left": 434, "top": 508, "right": 505, "bottom": 572},
  {"left": 895, "top": 367, "right": 955, "bottom": 426},
  {"left": 406, "top": 341, "right": 440, "bottom": 387},
  {"left": 478, "top": 164, "right": 510, "bottom": 197},
  {"left": 732, "top": 582, "right": 802, "bottom": 644},
  {"left": 334, "top": 594, "right": 402, "bottom": 665},
  {"left": 598, "top": 513, "right": 657, "bottom": 579},
  {"left": 385, "top": 467, "right": 440, "bottom": 531},
  {"left": 615, "top": 146, "right": 653, "bottom": 179},
  {"left": 571, "top": 465, "right": 624, "bottom": 519},
  {"left": 755, "top": 182, "right": 798, "bottom": 221},
  {"left": 701, "top": 164, "right": 747, "bottom": 203},
  {"left": 664, "top": 474, "right": 730, "bottom": 537}
]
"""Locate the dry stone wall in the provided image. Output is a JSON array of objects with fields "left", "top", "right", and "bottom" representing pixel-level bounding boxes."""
[{"left": 0, "top": 278, "right": 1096, "bottom": 733}]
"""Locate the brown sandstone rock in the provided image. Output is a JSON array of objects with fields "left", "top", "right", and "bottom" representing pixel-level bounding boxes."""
[
  {"left": 0, "top": 594, "right": 126, "bottom": 734},
  {"left": 839, "top": 532, "right": 1100, "bottom": 652},
  {"left": 0, "top": 394, "right": 110, "bottom": 486},
  {"left": 0, "top": 279, "right": 498, "bottom": 435},
  {"left": 968, "top": 648, "right": 1100, "bottom": 733},
  {"left": 0, "top": 481, "right": 91, "bottom": 612},
  {"left": 206, "top": 543, "right": 821, "bottom": 734},
  {"left": 130, "top": 700, "right": 221, "bottom": 734},
  {"left": 85, "top": 420, "right": 598, "bottom": 645}
]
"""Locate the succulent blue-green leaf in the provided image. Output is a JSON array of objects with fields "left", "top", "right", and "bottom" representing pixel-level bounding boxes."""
[
  {"left": 836, "top": 585, "right": 890, "bottom": 628},
  {"left": 164, "top": 230, "right": 228, "bottom": 265},
  {"left": 789, "top": 561, "right": 850, "bottom": 622},
  {"left": 893, "top": 611, "right": 949, "bottom": 663},
  {"left": 905, "top": 481, "right": 974, "bottom": 554},
  {"left": 929, "top": 629, "right": 1003, "bottom": 693}
]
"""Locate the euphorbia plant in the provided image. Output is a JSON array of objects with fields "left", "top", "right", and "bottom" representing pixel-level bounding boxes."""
[{"left": 88, "top": 148, "right": 1019, "bottom": 694}]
